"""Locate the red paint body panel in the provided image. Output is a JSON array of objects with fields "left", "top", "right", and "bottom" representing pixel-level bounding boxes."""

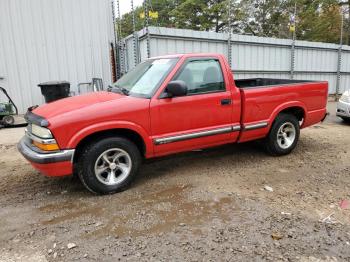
[
  {"left": 150, "top": 54, "right": 242, "bottom": 156},
  {"left": 30, "top": 161, "right": 72, "bottom": 177},
  {"left": 34, "top": 92, "right": 153, "bottom": 157},
  {"left": 23, "top": 53, "right": 328, "bottom": 177},
  {"left": 237, "top": 82, "right": 328, "bottom": 142}
]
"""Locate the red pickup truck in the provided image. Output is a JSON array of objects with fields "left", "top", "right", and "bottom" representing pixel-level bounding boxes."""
[{"left": 18, "top": 53, "right": 328, "bottom": 194}]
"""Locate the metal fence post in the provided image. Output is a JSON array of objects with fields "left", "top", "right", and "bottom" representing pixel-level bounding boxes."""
[
  {"left": 336, "top": 48, "right": 343, "bottom": 101},
  {"left": 131, "top": 0, "right": 139, "bottom": 67},
  {"left": 227, "top": 0, "right": 232, "bottom": 68},
  {"left": 111, "top": 0, "right": 118, "bottom": 81},
  {"left": 336, "top": 12, "right": 344, "bottom": 101},
  {"left": 144, "top": 0, "right": 151, "bottom": 58},
  {"left": 290, "top": 2, "right": 296, "bottom": 80},
  {"left": 116, "top": 0, "right": 126, "bottom": 75},
  {"left": 290, "top": 41, "right": 295, "bottom": 79}
]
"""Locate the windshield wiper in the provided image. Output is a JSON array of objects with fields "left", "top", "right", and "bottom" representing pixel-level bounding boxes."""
[{"left": 108, "top": 85, "right": 129, "bottom": 96}]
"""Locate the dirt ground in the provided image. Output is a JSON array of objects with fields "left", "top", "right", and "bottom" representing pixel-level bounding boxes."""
[{"left": 0, "top": 101, "right": 350, "bottom": 262}]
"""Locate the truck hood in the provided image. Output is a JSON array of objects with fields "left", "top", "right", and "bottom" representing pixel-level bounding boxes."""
[{"left": 33, "top": 91, "right": 125, "bottom": 119}]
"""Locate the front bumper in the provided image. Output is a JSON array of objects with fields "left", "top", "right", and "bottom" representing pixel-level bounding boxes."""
[
  {"left": 336, "top": 99, "right": 350, "bottom": 119},
  {"left": 18, "top": 137, "right": 74, "bottom": 176}
]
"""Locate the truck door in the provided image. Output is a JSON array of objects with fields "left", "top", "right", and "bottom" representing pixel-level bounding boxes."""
[{"left": 150, "top": 57, "right": 240, "bottom": 156}]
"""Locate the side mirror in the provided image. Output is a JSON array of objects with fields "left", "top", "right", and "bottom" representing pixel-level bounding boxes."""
[{"left": 165, "top": 80, "right": 188, "bottom": 97}]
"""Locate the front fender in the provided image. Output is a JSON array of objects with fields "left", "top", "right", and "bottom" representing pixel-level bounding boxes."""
[{"left": 66, "top": 121, "right": 153, "bottom": 157}]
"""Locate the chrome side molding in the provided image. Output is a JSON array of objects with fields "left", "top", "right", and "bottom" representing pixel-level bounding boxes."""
[
  {"left": 154, "top": 125, "right": 240, "bottom": 145},
  {"left": 244, "top": 122, "right": 268, "bottom": 131},
  {"left": 154, "top": 121, "right": 268, "bottom": 145}
]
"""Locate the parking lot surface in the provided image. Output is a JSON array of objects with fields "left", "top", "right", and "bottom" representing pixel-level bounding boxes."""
[{"left": 1, "top": 102, "right": 350, "bottom": 261}]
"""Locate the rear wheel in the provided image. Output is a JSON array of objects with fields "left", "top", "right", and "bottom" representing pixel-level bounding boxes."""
[
  {"left": 77, "top": 137, "right": 141, "bottom": 194},
  {"left": 264, "top": 113, "right": 300, "bottom": 156}
]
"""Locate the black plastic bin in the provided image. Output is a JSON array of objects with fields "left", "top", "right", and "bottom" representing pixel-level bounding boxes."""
[{"left": 38, "top": 81, "right": 70, "bottom": 103}]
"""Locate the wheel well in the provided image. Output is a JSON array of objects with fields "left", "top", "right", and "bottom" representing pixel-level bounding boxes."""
[
  {"left": 73, "top": 129, "right": 146, "bottom": 163},
  {"left": 278, "top": 107, "right": 305, "bottom": 122}
]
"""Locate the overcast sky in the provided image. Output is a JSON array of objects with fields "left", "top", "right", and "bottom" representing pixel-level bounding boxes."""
[{"left": 118, "top": 0, "right": 144, "bottom": 16}]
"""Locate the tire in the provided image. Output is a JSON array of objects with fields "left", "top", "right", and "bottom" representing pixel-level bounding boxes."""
[
  {"left": 77, "top": 137, "right": 141, "bottom": 194},
  {"left": 3, "top": 115, "right": 15, "bottom": 126},
  {"left": 264, "top": 113, "right": 300, "bottom": 156},
  {"left": 341, "top": 117, "right": 350, "bottom": 123}
]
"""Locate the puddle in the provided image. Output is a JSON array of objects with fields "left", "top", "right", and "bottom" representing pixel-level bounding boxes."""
[
  {"left": 39, "top": 200, "right": 84, "bottom": 212},
  {"left": 312, "top": 125, "right": 326, "bottom": 129},
  {"left": 86, "top": 185, "right": 238, "bottom": 238},
  {"left": 41, "top": 207, "right": 104, "bottom": 225},
  {"left": 38, "top": 185, "right": 239, "bottom": 238},
  {"left": 40, "top": 200, "right": 103, "bottom": 225}
]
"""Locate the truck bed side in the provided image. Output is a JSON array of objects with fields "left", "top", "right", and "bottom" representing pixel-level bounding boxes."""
[{"left": 237, "top": 82, "right": 328, "bottom": 143}]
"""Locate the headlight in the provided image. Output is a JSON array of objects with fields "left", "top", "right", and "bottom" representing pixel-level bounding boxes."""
[
  {"left": 27, "top": 124, "right": 59, "bottom": 151},
  {"left": 340, "top": 91, "right": 350, "bottom": 103},
  {"left": 31, "top": 124, "right": 53, "bottom": 139}
]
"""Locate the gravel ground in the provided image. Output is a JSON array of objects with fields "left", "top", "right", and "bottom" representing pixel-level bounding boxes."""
[{"left": 0, "top": 101, "right": 350, "bottom": 262}]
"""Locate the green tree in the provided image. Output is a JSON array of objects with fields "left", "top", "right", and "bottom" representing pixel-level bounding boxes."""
[
  {"left": 339, "top": 0, "right": 350, "bottom": 45},
  {"left": 118, "top": 0, "right": 252, "bottom": 36},
  {"left": 295, "top": 0, "right": 342, "bottom": 43},
  {"left": 243, "top": 0, "right": 291, "bottom": 38},
  {"left": 169, "top": 0, "right": 251, "bottom": 33},
  {"left": 170, "top": 0, "right": 227, "bottom": 32},
  {"left": 117, "top": 0, "right": 179, "bottom": 38},
  {"left": 244, "top": 0, "right": 343, "bottom": 43},
  {"left": 117, "top": 6, "right": 144, "bottom": 38},
  {"left": 117, "top": 0, "right": 345, "bottom": 44}
]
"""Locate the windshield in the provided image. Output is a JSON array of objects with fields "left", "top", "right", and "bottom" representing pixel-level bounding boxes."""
[{"left": 111, "top": 58, "right": 178, "bottom": 98}]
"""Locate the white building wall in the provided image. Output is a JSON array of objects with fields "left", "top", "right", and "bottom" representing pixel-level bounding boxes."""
[{"left": 0, "top": 0, "right": 114, "bottom": 113}]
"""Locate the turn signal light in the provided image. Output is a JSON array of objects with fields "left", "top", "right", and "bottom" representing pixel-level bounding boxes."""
[{"left": 33, "top": 141, "right": 60, "bottom": 151}]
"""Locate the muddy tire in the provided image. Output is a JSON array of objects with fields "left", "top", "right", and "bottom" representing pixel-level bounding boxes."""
[
  {"left": 77, "top": 137, "right": 141, "bottom": 194},
  {"left": 264, "top": 113, "right": 300, "bottom": 156}
]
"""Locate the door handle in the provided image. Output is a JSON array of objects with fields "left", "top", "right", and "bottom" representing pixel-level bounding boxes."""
[{"left": 221, "top": 98, "right": 232, "bottom": 106}]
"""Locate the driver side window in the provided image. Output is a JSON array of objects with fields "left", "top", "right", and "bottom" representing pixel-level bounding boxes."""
[{"left": 174, "top": 59, "right": 225, "bottom": 95}]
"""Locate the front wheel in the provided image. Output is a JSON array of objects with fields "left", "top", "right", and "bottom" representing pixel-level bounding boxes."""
[
  {"left": 77, "top": 137, "right": 141, "bottom": 194},
  {"left": 264, "top": 113, "right": 300, "bottom": 156}
]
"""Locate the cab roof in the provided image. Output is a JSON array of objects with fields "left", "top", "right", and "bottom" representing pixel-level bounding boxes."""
[{"left": 151, "top": 53, "right": 223, "bottom": 60}]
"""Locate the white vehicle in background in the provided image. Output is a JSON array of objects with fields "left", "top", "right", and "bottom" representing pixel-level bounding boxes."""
[{"left": 337, "top": 90, "right": 350, "bottom": 123}]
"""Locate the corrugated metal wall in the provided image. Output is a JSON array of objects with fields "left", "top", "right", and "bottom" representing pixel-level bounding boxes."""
[
  {"left": 123, "top": 27, "right": 350, "bottom": 94},
  {"left": 0, "top": 0, "right": 114, "bottom": 113}
]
